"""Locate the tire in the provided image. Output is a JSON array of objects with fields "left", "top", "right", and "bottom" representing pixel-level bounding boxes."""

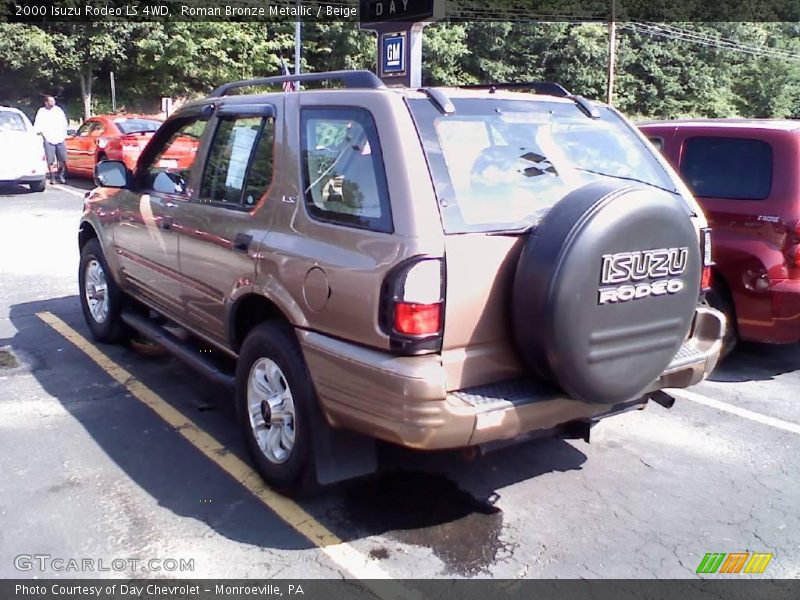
[
  {"left": 28, "top": 179, "right": 46, "bottom": 193},
  {"left": 235, "top": 321, "right": 315, "bottom": 493},
  {"left": 704, "top": 277, "right": 738, "bottom": 357},
  {"left": 512, "top": 181, "right": 702, "bottom": 404},
  {"left": 78, "top": 238, "right": 131, "bottom": 344}
]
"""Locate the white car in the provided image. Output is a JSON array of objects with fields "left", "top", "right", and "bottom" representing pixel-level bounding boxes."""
[{"left": 0, "top": 106, "right": 48, "bottom": 192}]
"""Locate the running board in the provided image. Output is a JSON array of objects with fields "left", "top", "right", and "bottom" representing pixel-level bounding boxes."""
[{"left": 121, "top": 310, "right": 235, "bottom": 388}]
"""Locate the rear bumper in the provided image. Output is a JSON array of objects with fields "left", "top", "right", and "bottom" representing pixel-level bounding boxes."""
[
  {"left": 0, "top": 174, "right": 47, "bottom": 185},
  {"left": 298, "top": 305, "right": 725, "bottom": 450}
]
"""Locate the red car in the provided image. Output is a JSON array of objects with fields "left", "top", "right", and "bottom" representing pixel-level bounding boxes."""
[
  {"left": 65, "top": 115, "right": 163, "bottom": 177},
  {"left": 640, "top": 119, "right": 800, "bottom": 349}
]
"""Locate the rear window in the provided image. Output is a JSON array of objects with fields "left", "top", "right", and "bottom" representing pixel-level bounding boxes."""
[
  {"left": 409, "top": 98, "right": 678, "bottom": 233},
  {"left": 680, "top": 137, "right": 772, "bottom": 200},
  {"left": 115, "top": 118, "right": 161, "bottom": 135},
  {"left": 0, "top": 111, "right": 27, "bottom": 132}
]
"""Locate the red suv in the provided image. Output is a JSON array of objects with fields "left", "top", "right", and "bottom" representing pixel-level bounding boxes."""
[{"left": 640, "top": 119, "right": 800, "bottom": 349}]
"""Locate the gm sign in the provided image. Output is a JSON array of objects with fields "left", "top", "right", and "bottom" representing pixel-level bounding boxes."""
[{"left": 381, "top": 33, "right": 405, "bottom": 75}]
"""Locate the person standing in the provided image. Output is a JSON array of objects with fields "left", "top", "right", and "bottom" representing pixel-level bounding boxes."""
[{"left": 34, "top": 95, "right": 69, "bottom": 184}]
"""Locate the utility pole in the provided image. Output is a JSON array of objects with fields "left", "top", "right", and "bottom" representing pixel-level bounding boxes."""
[
  {"left": 606, "top": 0, "right": 616, "bottom": 105},
  {"left": 294, "top": 0, "right": 301, "bottom": 84},
  {"left": 110, "top": 71, "right": 116, "bottom": 113}
]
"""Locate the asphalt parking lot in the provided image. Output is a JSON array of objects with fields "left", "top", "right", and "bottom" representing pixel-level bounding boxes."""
[{"left": 1, "top": 181, "right": 799, "bottom": 580}]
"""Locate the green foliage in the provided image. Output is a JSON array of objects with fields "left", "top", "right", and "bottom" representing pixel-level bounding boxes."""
[{"left": 2, "top": 21, "right": 799, "bottom": 120}]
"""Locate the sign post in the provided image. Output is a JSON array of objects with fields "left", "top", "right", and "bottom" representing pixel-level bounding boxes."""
[{"left": 359, "top": 0, "right": 444, "bottom": 87}]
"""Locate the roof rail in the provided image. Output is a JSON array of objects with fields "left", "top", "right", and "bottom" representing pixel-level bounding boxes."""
[
  {"left": 419, "top": 88, "right": 455, "bottom": 114},
  {"left": 209, "top": 70, "right": 386, "bottom": 97},
  {"left": 459, "top": 81, "right": 571, "bottom": 98}
]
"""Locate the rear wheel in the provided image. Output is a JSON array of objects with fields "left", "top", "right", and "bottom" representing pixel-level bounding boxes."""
[
  {"left": 28, "top": 179, "right": 46, "bottom": 193},
  {"left": 79, "top": 238, "right": 131, "bottom": 343},
  {"left": 235, "top": 321, "right": 315, "bottom": 493}
]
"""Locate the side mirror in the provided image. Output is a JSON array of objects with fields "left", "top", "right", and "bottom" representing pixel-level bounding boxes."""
[
  {"left": 66, "top": 128, "right": 77, "bottom": 137},
  {"left": 95, "top": 160, "right": 129, "bottom": 188}
]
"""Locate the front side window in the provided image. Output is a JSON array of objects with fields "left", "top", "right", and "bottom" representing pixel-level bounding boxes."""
[
  {"left": 141, "top": 118, "right": 206, "bottom": 197},
  {"left": 409, "top": 98, "right": 678, "bottom": 233},
  {"left": 680, "top": 136, "right": 772, "bottom": 200},
  {"left": 199, "top": 116, "right": 274, "bottom": 208},
  {"left": 300, "top": 108, "right": 392, "bottom": 232},
  {"left": 76, "top": 121, "right": 94, "bottom": 137}
]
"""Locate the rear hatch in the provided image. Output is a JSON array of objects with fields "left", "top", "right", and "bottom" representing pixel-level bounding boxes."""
[{"left": 407, "top": 93, "right": 698, "bottom": 391}]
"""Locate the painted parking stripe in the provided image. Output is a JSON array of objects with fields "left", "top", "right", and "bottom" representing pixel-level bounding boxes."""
[
  {"left": 37, "top": 311, "right": 419, "bottom": 593},
  {"left": 51, "top": 184, "right": 86, "bottom": 198},
  {"left": 670, "top": 388, "right": 800, "bottom": 436}
]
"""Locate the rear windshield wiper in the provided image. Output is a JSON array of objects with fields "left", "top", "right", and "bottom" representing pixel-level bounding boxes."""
[{"left": 573, "top": 167, "right": 678, "bottom": 195}]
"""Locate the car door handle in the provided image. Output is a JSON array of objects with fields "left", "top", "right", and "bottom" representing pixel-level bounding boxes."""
[
  {"left": 161, "top": 215, "right": 174, "bottom": 230},
  {"left": 233, "top": 233, "right": 253, "bottom": 253}
]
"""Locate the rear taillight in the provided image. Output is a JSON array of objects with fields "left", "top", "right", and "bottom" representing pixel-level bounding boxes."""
[
  {"left": 394, "top": 302, "right": 441, "bottom": 335},
  {"left": 700, "top": 227, "right": 714, "bottom": 293},
  {"left": 380, "top": 257, "right": 444, "bottom": 354},
  {"left": 701, "top": 266, "right": 712, "bottom": 290}
]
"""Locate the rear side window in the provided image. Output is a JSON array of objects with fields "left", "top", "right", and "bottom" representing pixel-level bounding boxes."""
[
  {"left": 648, "top": 136, "right": 664, "bottom": 152},
  {"left": 199, "top": 115, "right": 274, "bottom": 208},
  {"left": 680, "top": 137, "right": 772, "bottom": 200},
  {"left": 300, "top": 108, "right": 392, "bottom": 233},
  {"left": 115, "top": 118, "right": 161, "bottom": 135}
]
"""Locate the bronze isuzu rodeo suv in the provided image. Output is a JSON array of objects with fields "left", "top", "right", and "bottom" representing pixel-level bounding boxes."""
[{"left": 77, "top": 71, "right": 725, "bottom": 492}]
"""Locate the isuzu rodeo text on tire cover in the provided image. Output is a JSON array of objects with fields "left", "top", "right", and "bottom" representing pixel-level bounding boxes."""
[{"left": 77, "top": 71, "right": 725, "bottom": 492}]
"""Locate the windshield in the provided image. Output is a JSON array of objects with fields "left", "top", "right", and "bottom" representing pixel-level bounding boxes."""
[
  {"left": 115, "top": 118, "right": 161, "bottom": 135},
  {"left": 408, "top": 98, "right": 678, "bottom": 233}
]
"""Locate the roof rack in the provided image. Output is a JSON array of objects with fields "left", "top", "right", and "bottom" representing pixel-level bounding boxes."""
[
  {"left": 459, "top": 81, "right": 571, "bottom": 98},
  {"left": 209, "top": 70, "right": 386, "bottom": 97},
  {"left": 458, "top": 81, "right": 600, "bottom": 119}
]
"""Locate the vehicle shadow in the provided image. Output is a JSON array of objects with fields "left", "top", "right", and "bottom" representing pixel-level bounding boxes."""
[
  {"left": 4, "top": 295, "right": 587, "bottom": 567},
  {"left": 63, "top": 178, "right": 94, "bottom": 191},
  {"left": 709, "top": 340, "right": 800, "bottom": 383},
  {"left": 0, "top": 183, "right": 37, "bottom": 195}
]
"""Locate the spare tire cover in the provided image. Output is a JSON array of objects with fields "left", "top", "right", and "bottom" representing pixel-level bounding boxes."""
[{"left": 512, "top": 181, "right": 701, "bottom": 404}]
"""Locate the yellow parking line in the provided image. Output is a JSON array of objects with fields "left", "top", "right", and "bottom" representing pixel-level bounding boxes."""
[{"left": 37, "top": 311, "right": 417, "bottom": 591}]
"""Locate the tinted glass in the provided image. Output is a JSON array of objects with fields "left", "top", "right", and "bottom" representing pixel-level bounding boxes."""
[
  {"left": 242, "top": 121, "right": 275, "bottom": 209},
  {"left": 648, "top": 136, "right": 664, "bottom": 151},
  {"left": 200, "top": 116, "right": 269, "bottom": 206},
  {"left": 300, "top": 108, "right": 392, "bottom": 233},
  {"left": 0, "top": 111, "right": 26, "bottom": 132},
  {"left": 142, "top": 119, "right": 205, "bottom": 197},
  {"left": 681, "top": 137, "right": 772, "bottom": 200},
  {"left": 409, "top": 98, "right": 677, "bottom": 233},
  {"left": 116, "top": 118, "right": 162, "bottom": 135}
]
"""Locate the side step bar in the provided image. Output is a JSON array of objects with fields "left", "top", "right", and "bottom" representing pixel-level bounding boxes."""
[{"left": 121, "top": 310, "right": 235, "bottom": 388}]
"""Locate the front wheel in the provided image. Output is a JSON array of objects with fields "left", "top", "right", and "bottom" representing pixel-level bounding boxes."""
[
  {"left": 78, "top": 238, "right": 131, "bottom": 343},
  {"left": 235, "top": 321, "right": 315, "bottom": 493},
  {"left": 29, "top": 179, "right": 46, "bottom": 193}
]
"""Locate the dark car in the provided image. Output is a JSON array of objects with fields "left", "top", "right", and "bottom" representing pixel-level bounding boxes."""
[{"left": 640, "top": 119, "right": 800, "bottom": 349}]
